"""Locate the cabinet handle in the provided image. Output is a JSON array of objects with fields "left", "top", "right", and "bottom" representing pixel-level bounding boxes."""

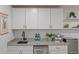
[
  {"left": 56, "top": 47, "right": 60, "bottom": 49},
  {"left": 19, "top": 50, "right": 22, "bottom": 54},
  {"left": 49, "top": 51, "right": 50, "bottom": 54},
  {"left": 23, "top": 25, "right": 27, "bottom": 29},
  {"left": 25, "top": 25, "right": 27, "bottom": 28},
  {"left": 49, "top": 25, "right": 52, "bottom": 29}
]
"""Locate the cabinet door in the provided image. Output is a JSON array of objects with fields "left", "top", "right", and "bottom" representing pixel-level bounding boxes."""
[
  {"left": 0, "top": 38, "right": 7, "bottom": 54},
  {"left": 12, "top": 8, "right": 26, "bottom": 29},
  {"left": 26, "top": 8, "right": 38, "bottom": 29},
  {"left": 7, "top": 46, "right": 33, "bottom": 54},
  {"left": 38, "top": 8, "right": 50, "bottom": 29},
  {"left": 8, "top": 46, "right": 33, "bottom": 51},
  {"left": 49, "top": 46, "right": 67, "bottom": 54},
  {"left": 51, "top": 8, "right": 63, "bottom": 29},
  {"left": 7, "top": 50, "right": 22, "bottom": 54},
  {"left": 49, "top": 50, "right": 67, "bottom": 54},
  {"left": 22, "top": 50, "right": 33, "bottom": 54}
]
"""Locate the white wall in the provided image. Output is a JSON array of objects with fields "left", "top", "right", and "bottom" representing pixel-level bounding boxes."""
[
  {"left": 13, "top": 29, "right": 79, "bottom": 38},
  {"left": 0, "top": 5, "right": 14, "bottom": 53}
]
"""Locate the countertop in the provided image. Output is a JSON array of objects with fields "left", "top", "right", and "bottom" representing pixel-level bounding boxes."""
[{"left": 8, "top": 38, "right": 68, "bottom": 46}]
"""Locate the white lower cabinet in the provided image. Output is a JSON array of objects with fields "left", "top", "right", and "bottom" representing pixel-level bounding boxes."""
[
  {"left": 7, "top": 45, "right": 68, "bottom": 54},
  {"left": 7, "top": 46, "right": 33, "bottom": 54},
  {"left": 49, "top": 46, "right": 68, "bottom": 54}
]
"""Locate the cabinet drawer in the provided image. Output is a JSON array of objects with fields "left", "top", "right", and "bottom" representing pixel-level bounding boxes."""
[
  {"left": 8, "top": 46, "right": 33, "bottom": 50},
  {"left": 7, "top": 50, "right": 33, "bottom": 54},
  {"left": 49, "top": 50, "right": 67, "bottom": 54},
  {"left": 7, "top": 50, "right": 20, "bottom": 54},
  {"left": 49, "top": 46, "right": 67, "bottom": 51},
  {"left": 22, "top": 50, "right": 33, "bottom": 54}
]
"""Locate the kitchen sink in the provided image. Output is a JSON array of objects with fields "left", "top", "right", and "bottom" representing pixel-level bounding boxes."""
[{"left": 17, "top": 41, "right": 28, "bottom": 44}]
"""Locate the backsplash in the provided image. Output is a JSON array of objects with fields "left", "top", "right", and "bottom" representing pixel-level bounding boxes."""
[{"left": 12, "top": 29, "right": 79, "bottom": 39}]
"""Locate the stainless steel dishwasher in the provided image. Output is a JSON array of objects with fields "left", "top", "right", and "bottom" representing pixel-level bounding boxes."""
[
  {"left": 67, "top": 38, "right": 78, "bottom": 54},
  {"left": 33, "top": 45, "right": 48, "bottom": 54}
]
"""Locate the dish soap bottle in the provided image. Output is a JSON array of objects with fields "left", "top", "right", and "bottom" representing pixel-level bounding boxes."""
[{"left": 37, "top": 33, "right": 41, "bottom": 41}]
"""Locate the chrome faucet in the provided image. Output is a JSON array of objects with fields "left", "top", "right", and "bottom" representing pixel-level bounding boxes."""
[{"left": 22, "top": 31, "right": 26, "bottom": 40}]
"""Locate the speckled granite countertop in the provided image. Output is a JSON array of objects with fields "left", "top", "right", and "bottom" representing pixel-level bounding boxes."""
[{"left": 8, "top": 38, "right": 68, "bottom": 46}]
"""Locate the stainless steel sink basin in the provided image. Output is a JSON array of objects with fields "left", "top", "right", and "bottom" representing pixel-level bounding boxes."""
[{"left": 17, "top": 41, "right": 28, "bottom": 44}]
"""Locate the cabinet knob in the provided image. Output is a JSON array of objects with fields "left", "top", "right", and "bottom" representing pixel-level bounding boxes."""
[
  {"left": 19, "top": 50, "right": 22, "bottom": 54},
  {"left": 49, "top": 51, "right": 50, "bottom": 54},
  {"left": 49, "top": 25, "right": 52, "bottom": 29},
  {"left": 23, "top": 25, "right": 27, "bottom": 29}
]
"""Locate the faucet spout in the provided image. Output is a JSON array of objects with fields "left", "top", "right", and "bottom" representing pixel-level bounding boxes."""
[{"left": 22, "top": 31, "right": 27, "bottom": 40}]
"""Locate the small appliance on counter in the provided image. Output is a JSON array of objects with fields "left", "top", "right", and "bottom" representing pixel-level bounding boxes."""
[
  {"left": 62, "top": 38, "right": 67, "bottom": 42},
  {"left": 34, "top": 33, "right": 41, "bottom": 41}
]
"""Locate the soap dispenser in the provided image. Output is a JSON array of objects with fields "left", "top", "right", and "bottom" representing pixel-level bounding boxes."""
[{"left": 34, "top": 33, "right": 41, "bottom": 41}]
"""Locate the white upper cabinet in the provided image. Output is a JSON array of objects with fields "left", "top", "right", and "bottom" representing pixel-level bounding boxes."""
[
  {"left": 51, "top": 8, "right": 63, "bottom": 29},
  {"left": 38, "top": 8, "right": 50, "bottom": 29},
  {"left": 12, "top": 8, "right": 26, "bottom": 29},
  {"left": 26, "top": 8, "right": 38, "bottom": 29},
  {"left": 26, "top": 8, "right": 50, "bottom": 29},
  {"left": 12, "top": 8, "right": 63, "bottom": 29}
]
